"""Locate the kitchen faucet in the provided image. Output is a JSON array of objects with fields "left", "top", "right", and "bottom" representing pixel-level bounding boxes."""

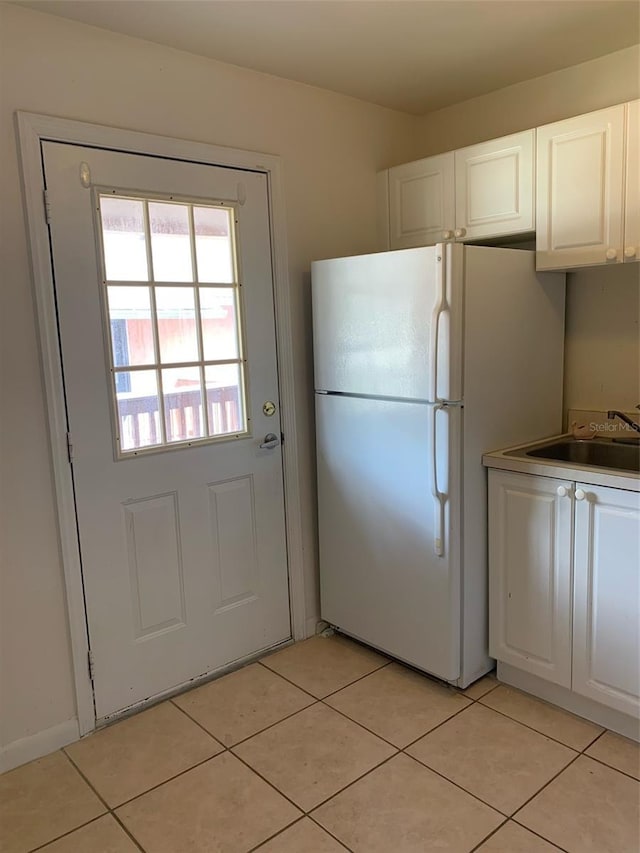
[{"left": 607, "top": 406, "right": 640, "bottom": 434}]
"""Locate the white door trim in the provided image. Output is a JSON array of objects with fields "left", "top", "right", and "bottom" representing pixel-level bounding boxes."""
[{"left": 16, "top": 111, "right": 307, "bottom": 737}]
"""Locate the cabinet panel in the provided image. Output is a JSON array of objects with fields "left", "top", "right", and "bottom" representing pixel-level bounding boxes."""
[
  {"left": 536, "top": 104, "right": 625, "bottom": 270},
  {"left": 488, "top": 470, "right": 572, "bottom": 687},
  {"left": 624, "top": 99, "right": 639, "bottom": 262},
  {"left": 388, "top": 152, "right": 455, "bottom": 249},
  {"left": 455, "top": 130, "right": 534, "bottom": 241},
  {"left": 573, "top": 484, "right": 640, "bottom": 716}
]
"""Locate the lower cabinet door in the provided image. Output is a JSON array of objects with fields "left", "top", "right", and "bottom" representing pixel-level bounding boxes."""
[
  {"left": 573, "top": 484, "right": 640, "bottom": 716},
  {"left": 489, "top": 470, "right": 573, "bottom": 687}
]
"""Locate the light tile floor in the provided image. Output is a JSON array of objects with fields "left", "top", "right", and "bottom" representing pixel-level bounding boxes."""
[{"left": 1, "top": 635, "right": 639, "bottom": 853}]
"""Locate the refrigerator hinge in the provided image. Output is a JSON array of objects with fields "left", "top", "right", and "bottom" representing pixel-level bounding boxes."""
[
  {"left": 66, "top": 431, "right": 74, "bottom": 463},
  {"left": 87, "top": 650, "right": 95, "bottom": 681},
  {"left": 43, "top": 189, "right": 52, "bottom": 225}
]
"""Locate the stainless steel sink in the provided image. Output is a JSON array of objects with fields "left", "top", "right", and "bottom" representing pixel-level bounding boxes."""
[{"left": 507, "top": 439, "right": 640, "bottom": 474}]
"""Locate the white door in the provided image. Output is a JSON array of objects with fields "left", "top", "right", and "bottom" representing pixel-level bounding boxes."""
[
  {"left": 312, "top": 246, "right": 463, "bottom": 404},
  {"left": 42, "top": 142, "right": 291, "bottom": 720},
  {"left": 488, "top": 470, "right": 573, "bottom": 688},
  {"left": 536, "top": 104, "right": 625, "bottom": 270},
  {"left": 316, "top": 393, "right": 462, "bottom": 681},
  {"left": 572, "top": 484, "right": 640, "bottom": 717},
  {"left": 454, "top": 130, "right": 535, "bottom": 242},
  {"left": 388, "top": 153, "right": 456, "bottom": 249}
]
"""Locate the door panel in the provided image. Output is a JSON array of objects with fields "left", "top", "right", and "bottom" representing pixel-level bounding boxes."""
[
  {"left": 488, "top": 471, "right": 572, "bottom": 688},
  {"left": 455, "top": 130, "right": 535, "bottom": 241},
  {"left": 536, "top": 104, "right": 625, "bottom": 269},
  {"left": 42, "top": 142, "right": 290, "bottom": 719},
  {"left": 312, "top": 245, "right": 462, "bottom": 403},
  {"left": 388, "top": 152, "right": 455, "bottom": 248},
  {"left": 573, "top": 484, "right": 640, "bottom": 716},
  {"left": 316, "top": 393, "right": 461, "bottom": 681}
]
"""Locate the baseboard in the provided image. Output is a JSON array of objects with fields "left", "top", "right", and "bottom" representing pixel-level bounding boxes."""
[
  {"left": 0, "top": 718, "right": 80, "bottom": 774},
  {"left": 305, "top": 615, "right": 321, "bottom": 639},
  {"left": 498, "top": 663, "right": 640, "bottom": 742}
]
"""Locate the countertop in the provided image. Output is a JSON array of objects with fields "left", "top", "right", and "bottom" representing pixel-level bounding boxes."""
[{"left": 483, "top": 434, "right": 640, "bottom": 493}]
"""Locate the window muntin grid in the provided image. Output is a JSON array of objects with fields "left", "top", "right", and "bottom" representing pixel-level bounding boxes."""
[{"left": 97, "top": 192, "right": 247, "bottom": 457}]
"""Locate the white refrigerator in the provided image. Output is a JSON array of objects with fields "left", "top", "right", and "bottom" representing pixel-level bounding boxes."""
[{"left": 313, "top": 243, "right": 565, "bottom": 687}]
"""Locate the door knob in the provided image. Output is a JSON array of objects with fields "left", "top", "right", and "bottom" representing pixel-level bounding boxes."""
[
  {"left": 575, "top": 488, "right": 587, "bottom": 501},
  {"left": 454, "top": 228, "right": 466, "bottom": 238},
  {"left": 605, "top": 248, "right": 618, "bottom": 261},
  {"left": 259, "top": 433, "right": 280, "bottom": 449},
  {"left": 624, "top": 246, "right": 637, "bottom": 259},
  {"left": 442, "top": 230, "right": 454, "bottom": 240},
  {"left": 556, "top": 485, "right": 571, "bottom": 497}
]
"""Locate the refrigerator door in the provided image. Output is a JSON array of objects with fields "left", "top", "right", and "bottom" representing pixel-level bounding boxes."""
[
  {"left": 312, "top": 246, "right": 462, "bottom": 402},
  {"left": 316, "top": 392, "right": 462, "bottom": 680}
]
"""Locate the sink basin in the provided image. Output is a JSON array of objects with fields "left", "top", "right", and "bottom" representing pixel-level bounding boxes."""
[{"left": 509, "top": 439, "right": 640, "bottom": 474}]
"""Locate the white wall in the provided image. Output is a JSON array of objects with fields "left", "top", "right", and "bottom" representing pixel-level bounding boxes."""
[
  {"left": 0, "top": 2, "right": 420, "bottom": 757},
  {"left": 564, "top": 264, "right": 640, "bottom": 415},
  {"left": 415, "top": 45, "right": 640, "bottom": 155},
  {"left": 415, "top": 45, "right": 640, "bottom": 420}
]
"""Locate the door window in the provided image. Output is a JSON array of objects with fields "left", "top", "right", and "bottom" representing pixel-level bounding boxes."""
[{"left": 97, "top": 194, "right": 246, "bottom": 455}]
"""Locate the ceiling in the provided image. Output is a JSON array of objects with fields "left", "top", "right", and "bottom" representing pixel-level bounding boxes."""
[{"left": 15, "top": 1, "right": 640, "bottom": 114}]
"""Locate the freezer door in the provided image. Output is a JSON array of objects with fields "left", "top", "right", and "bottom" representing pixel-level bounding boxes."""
[
  {"left": 312, "top": 247, "right": 462, "bottom": 401},
  {"left": 316, "top": 393, "right": 462, "bottom": 680}
]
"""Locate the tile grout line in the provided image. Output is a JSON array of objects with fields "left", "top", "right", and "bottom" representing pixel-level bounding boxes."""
[
  {"left": 107, "top": 813, "right": 147, "bottom": 853},
  {"left": 60, "top": 750, "right": 144, "bottom": 851},
  {"left": 399, "top": 750, "right": 512, "bottom": 820},
  {"left": 110, "top": 752, "right": 225, "bottom": 811},
  {"left": 322, "top": 687, "right": 474, "bottom": 753},
  {"left": 510, "top": 820, "right": 571, "bottom": 853},
  {"left": 168, "top": 695, "right": 230, "bottom": 745},
  {"left": 60, "top": 748, "right": 112, "bottom": 811},
  {"left": 581, "top": 751, "right": 640, "bottom": 783},
  {"left": 229, "top": 748, "right": 309, "bottom": 815},
  {"left": 508, "top": 751, "right": 584, "bottom": 832},
  {"left": 175, "top": 698, "right": 321, "bottom": 753},
  {"left": 467, "top": 816, "right": 510, "bottom": 853},
  {"left": 247, "top": 815, "right": 307, "bottom": 853},
  {"left": 258, "top": 657, "right": 392, "bottom": 703},
  {"left": 401, "top": 703, "right": 476, "bottom": 752},
  {"left": 27, "top": 814, "right": 109, "bottom": 853},
  {"left": 474, "top": 698, "right": 602, "bottom": 753},
  {"left": 305, "top": 750, "right": 401, "bottom": 816},
  {"left": 248, "top": 813, "right": 354, "bottom": 853},
  {"left": 306, "top": 812, "right": 355, "bottom": 852}
]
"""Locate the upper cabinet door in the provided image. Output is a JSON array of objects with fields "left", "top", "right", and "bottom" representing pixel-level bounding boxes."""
[
  {"left": 624, "top": 99, "right": 640, "bottom": 262},
  {"left": 455, "top": 130, "right": 535, "bottom": 242},
  {"left": 388, "top": 152, "right": 455, "bottom": 249},
  {"left": 536, "top": 104, "right": 625, "bottom": 270}
]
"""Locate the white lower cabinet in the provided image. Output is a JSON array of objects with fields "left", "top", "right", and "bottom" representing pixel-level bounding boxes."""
[
  {"left": 489, "top": 469, "right": 640, "bottom": 717},
  {"left": 488, "top": 471, "right": 572, "bottom": 687},
  {"left": 573, "top": 484, "right": 640, "bottom": 716}
]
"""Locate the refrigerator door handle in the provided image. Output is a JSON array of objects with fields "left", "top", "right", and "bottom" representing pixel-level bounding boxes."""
[
  {"left": 429, "top": 251, "right": 447, "bottom": 403},
  {"left": 430, "top": 403, "right": 446, "bottom": 557}
]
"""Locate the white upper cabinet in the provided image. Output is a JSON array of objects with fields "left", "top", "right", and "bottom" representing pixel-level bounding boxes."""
[
  {"left": 388, "top": 152, "right": 455, "bottom": 249},
  {"left": 536, "top": 104, "right": 626, "bottom": 270},
  {"left": 572, "top": 484, "right": 640, "bottom": 718},
  {"left": 624, "top": 99, "right": 640, "bottom": 262},
  {"left": 384, "top": 131, "right": 535, "bottom": 250},
  {"left": 455, "top": 130, "right": 535, "bottom": 242}
]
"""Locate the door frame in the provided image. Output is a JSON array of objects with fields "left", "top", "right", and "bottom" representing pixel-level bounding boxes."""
[{"left": 16, "top": 111, "right": 307, "bottom": 736}]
